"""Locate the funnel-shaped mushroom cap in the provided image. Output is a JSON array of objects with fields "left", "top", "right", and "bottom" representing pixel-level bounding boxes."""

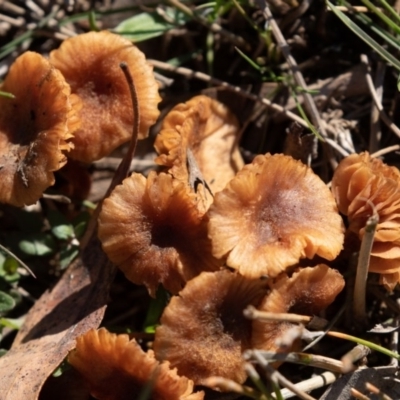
[
  {"left": 50, "top": 30, "right": 161, "bottom": 163},
  {"left": 153, "top": 270, "right": 269, "bottom": 385},
  {"left": 68, "top": 328, "right": 204, "bottom": 400},
  {"left": 0, "top": 51, "right": 79, "bottom": 207},
  {"left": 208, "top": 153, "right": 344, "bottom": 278},
  {"left": 154, "top": 95, "right": 244, "bottom": 210},
  {"left": 98, "top": 171, "right": 220, "bottom": 297},
  {"left": 332, "top": 152, "right": 400, "bottom": 290},
  {"left": 252, "top": 265, "right": 345, "bottom": 352}
]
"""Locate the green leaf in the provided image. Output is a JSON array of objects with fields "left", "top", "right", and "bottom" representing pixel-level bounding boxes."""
[
  {"left": 327, "top": 1, "right": 400, "bottom": 71},
  {"left": 114, "top": 8, "right": 190, "bottom": 42},
  {"left": 143, "top": 286, "right": 170, "bottom": 333},
  {"left": 0, "top": 349, "right": 7, "bottom": 358},
  {"left": 19, "top": 234, "right": 56, "bottom": 256},
  {"left": 52, "top": 224, "right": 75, "bottom": 241},
  {"left": 59, "top": 246, "right": 79, "bottom": 270},
  {"left": 0, "top": 291, "right": 16, "bottom": 313},
  {"left": 47, "top": 210, "right": 74, "bottom": 241},
  {"left": 3, "top": 257, "right": 18, "bottom": 275}
]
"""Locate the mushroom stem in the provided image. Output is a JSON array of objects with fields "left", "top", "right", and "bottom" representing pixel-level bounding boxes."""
[
  {"left": 80, "top": 62, "right": 141, "bottom": 249},
  {"left": 353, "top": 205, "right": 379, "bottom": 323},
  {"left": 117, "top": 62, "right": 141, "bottom": 183}
]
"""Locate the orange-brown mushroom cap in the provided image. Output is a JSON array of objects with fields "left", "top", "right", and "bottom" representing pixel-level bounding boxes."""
[
  {"left": 208, "top": 153, "right": 344, "bottom": 278},
  {"left": 154, "top": 95, "right": 243, "bottom": 210},
  {"left": 0, "top": 51, "right": 79, "bottom": 207},
  {"left": 252, "top": 265, "right": 345, "bottom": 353},
  {"left": 98, "top": 171, "right": 220, "bottom": 297},
  {"left": 332, "top": 152, "right": 400, "bottom": 290},
  {"left": 153, "top": 270, "right": 269, "bottom": 385},
  {"left": 50, "top": 30, "right": 161, "bottom": 163},
  {"left": 68, "top": 328, "right": 204, "bottom": 400}
]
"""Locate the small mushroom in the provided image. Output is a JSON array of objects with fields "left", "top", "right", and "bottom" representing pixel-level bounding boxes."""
[
  {"left": 252, "top": 264, "right": 345, "bottom": 353},
  {"left": 208, "top": 153, "right": 344, "bottom": 278},
  {"left": 0, "top": 51, "right": 80, "bottom": 207},
  {"left": 331, "top": 152, "right": 400, "bottom": 291},
  {"left": 153, "top": 269, "right": 269, "bottom": 385},
  {"left": 154, "top": 95, "right": 244, "bottom": 211},
  {"left": 68, "top": 328, "right": 204, "bottom": 400},
  {"left": 98, "top": 171, "right": 220, "bottom": 297},
  {"left": 50, "top": 30, "right": 161, "bottom": 163}
]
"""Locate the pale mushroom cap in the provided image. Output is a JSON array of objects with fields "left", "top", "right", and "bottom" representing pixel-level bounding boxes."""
[
  {"left": 208, "top": 153, "right": 345, "bottom": 278},
  {"left": 252, "top": 265, "right": 345, "bottom": 352},
  {"left": 50, "top": 30, "right": 161, "bottom": 163},
  {"left": 154, "top": 95, "right": 244, "bottom": 210},
  {"left": 68, "top": 328, "right": 204, "bottom": 400},
  {"left": 98, "top": 171, "right": 220, "bottom": 297},
  {"left": 0, "top": 51, "right": 78, "bottom": 207},
  {"left": 153, "top": 270, "right": 269, "bottom": 385}
]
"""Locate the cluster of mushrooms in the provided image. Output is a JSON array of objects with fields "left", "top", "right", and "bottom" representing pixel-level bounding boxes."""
[{"left": 1, "top": 30, "right": 400, "bottom": 399}]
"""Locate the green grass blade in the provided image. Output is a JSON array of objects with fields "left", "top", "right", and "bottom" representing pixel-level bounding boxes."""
[
  {"left": 378, "top": 0, "right": 400, "bottom": 24},
  {"left": 359, "top": 0, "right": 400, "bottom": 34},
  {"left": 327, "top": 1, "right": 400, "bottom": 71},
  {"left": 354, "top": 12, "right": 400, "bottom": 50}
]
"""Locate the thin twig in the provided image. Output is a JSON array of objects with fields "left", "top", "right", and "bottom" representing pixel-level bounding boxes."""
[
  {"left": 149, "top": 59, "right": 309, "bottom": 127},
  {"left": 341, "top": 344, "right": 371, "bottom": 373},
  {"left": 351, "top": 388, "right": 371, "bottom": 400},
  {"left": 251, "top": 350, "right": 317, "bottom": 400},
  {"left": 353, "top": 201, "right": 379, "bottom": 323},
  {"left": 369, "top": 61, "right": 385, "bottom": 153},
  {"left": 361, "top": 54, "right": 400, "bottom": 139},
  {"left": 371, "top": 144, "right": 400, "bottom": 158},
  {"left": 366, "top": 383, "right": 393, "bottom": 400},
  {"left": 244, "top": 306, "right": 312, "bottom": 324},
  {"left": 256, "top": 0, "right": 341, "bottom": 169},
  {"left": 244, "top": 350, "right": 344, "bottom": 373},
  {"left": 0, "top": 243, "right": 36, "bottom": 278},
  {"left": 273, "top": 371, "right": 337, "bottom": 399}
]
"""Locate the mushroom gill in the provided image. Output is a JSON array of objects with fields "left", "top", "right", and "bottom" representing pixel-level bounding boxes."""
[
  {"left": 0, "top": 51, "right": 79, "bottom": 207},
  {"left": 153, "top": 270, "right": 269, "bottom": 385},
  {"left": 252, "top": 265, "right": 345, "bottom": 353},
  {"left": 50, "top": 30, "right": 161, "bottom": 163},
  {"left": 68, "top": 328, "right": 204, "bottom": 400},
  {"left": 154, "top": 95, "right": 243, "bottom": 211},
  {"left": 208, "top": 153, "right": 344, "bottom": 278},
  {"left": 98, "top": 171, "right": 220, "bottom": 297},
  {"left": 331, "top": 152, "right": 400, "bottom": 291}
]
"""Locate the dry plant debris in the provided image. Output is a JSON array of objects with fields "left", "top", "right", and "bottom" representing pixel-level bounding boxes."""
[{"left": 1, "top": 1, "right": 400, "bottom": 399}]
